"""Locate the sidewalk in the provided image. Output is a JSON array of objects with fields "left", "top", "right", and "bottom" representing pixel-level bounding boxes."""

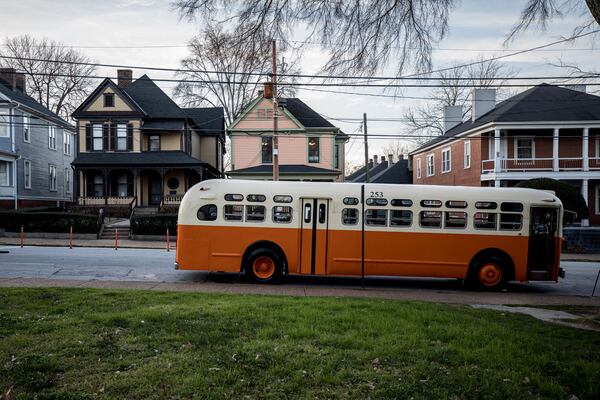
[{"left": 0, "top": 237, "right": 170, "bottom": 249}]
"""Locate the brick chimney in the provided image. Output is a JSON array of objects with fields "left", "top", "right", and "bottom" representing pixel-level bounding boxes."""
[
  {"left": 0, "top": 68, "right": 26, "bottom": 93},
  {"left": 373, "top": 155, "right": 378, "bottom": 165},
  {"left": 388, "top": 154, "right": 394, "bottom": 166},
  {"left": 117, "top": 69, "right": 132, "bottom": 87},
  {"left": 263, "top": 82, "right": 273, "bottom": 99}
]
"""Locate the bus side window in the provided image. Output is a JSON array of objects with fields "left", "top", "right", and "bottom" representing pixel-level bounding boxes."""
[
  {"left": 273, "top": 206, "right": 293, "bottom": 223},
  {"left": 319, "top": 204, "right": 326, "bottom": 223},
  {"left": 419, "top": 211, "right": 442, "bottom": 228},
  {"left": 474, "top": 212, "right": 497, "bottom": 230},
  {"left": 342, "top": 208, "right": 358, "bottom": 225},
  {"left": 197, "top": 204, "right": 217, "bottom": 221},
  {"left": 501, "top": 202, "right": 523, "bottom": 212},
  {"left": 390, "top": 210, "right": 412, "bottom": 227},
  {"left": 500, "top": 214, "right": 522, "bottom": 230},
  {"left": 366, "top": 209, "right": 387, "bottom": 226},
  {"left": 246, "top": 205, "right": 266, "bottom": 222},
  {"left": 304, "top": 203, "right": 312, "bottom": 223},
  {"left": 444, "top": 211, "right": 467, "bottom": 228},
  {"left": 224, "top": 204, "right": 243, "bottom": 221}
]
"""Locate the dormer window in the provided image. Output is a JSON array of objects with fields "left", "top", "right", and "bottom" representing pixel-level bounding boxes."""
[{"left": 104, "top": 93, "right": 115, "bottom": 107}]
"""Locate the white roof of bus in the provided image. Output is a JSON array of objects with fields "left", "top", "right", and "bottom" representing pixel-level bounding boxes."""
[{"left": 187, "top": 179, "right": 561, "bottom": 205}]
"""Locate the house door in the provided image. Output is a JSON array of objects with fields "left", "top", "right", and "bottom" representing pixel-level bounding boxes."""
[
  {"left": 299, "top": 198, "right": 330, "bottom": 275},
  {"left": 149, "top": 177, "right": 162, "bottom": 205},
  {"left": 527, "top": 207, "right": 559, "bottom": 280}
]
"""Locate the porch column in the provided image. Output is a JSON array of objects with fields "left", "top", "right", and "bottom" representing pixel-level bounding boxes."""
[
  {"left": 133, "top": 168, "right": 138, "bottom": 207},
  {"left": 160, "top": 168, "right": 165, "bottom": 203},
  {"left": 583, "top": 128, "right": 589, "bottom": 172},
  {"left": 494, "top": 129, "right": 501, "bottom": 173},
  {"left": 552, "top": 128, "right": 559, "bottom": 172},
  {"left": 581, "top": 179, "right": 589, "bottom": 227}
]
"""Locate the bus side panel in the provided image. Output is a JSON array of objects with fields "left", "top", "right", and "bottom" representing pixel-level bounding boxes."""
[
  {"left": 328, "top": 230, "right": 529, "bottom": 279},
  {"left": 176, "top": 225, "right": 300, "bottom": 272}
]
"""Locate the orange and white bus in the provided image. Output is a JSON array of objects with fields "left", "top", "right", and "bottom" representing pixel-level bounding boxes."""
[{"left": 176, "top": 179, "right": 564, "bottom": 290}]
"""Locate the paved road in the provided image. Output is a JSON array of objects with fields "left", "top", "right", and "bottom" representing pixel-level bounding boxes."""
[{"left": 1, "top": 245, "right": 599, "bottom": 304}]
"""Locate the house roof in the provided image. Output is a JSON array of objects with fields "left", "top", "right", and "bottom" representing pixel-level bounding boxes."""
[
  {"left": 227, "top": 164, "right": 341, "bottom": 175},
  {"left": 345, "top": 159, "right": 412, "bottom": 184},
  {"left": 412, "top": 84, "right": 600, "bottom": 153},
  {"left": 122, "top": 75, "right": 185, "bottom": 119},
  {"left": 183, "top": 107, "right": 225, "bottom": 138},
  {"left": 346, "top": 160, "right": 390, "bottom": 182},
  {"left": 280, "top": 98, "right": 335, "bottom": 128},
  {"left": 0, "top": 78, "right": 74, "bottom": 130},
  {"left": 72, "top": 151, "right": 210, "bottom": 167},
  {"left": 142, "top": 119, "right": 185, "bottom": 131}
]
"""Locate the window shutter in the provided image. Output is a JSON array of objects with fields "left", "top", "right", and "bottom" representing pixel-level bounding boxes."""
[
  {"left": 109, "top": 123, "right": 116, "bottom": 151},
  {"left": 85, "top": 124, "right": 92, "bottom": 151},
  {"left": 102, "top": 124, "right": 109, "bottom": 150},
  {"left": 127, "top": 124, "right": 133, "bottom": 150}
]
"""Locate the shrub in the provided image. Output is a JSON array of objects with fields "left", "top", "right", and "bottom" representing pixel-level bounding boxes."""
[
  {"left": 515, "top": 178, "right": 588, "bottom": 224},
  {"left": 130, "top": 214, "right": 177, "bottom": 236},
  {"left": 0, "top": 211, "right": 99, "bottom": 233}
]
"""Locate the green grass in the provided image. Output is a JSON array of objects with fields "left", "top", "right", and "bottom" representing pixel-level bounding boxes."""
[{"left": 1, "top": 288, "right": 599, "bottom": 399}]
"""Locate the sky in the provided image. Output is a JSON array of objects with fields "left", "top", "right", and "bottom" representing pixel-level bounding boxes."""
[{"left": 0, "top": 0, "right": 598, "bottom": 170}]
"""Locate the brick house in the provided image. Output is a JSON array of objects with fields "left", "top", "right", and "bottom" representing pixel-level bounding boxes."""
[
  {"left": 410, "top": 84, "right": 600, "bottom": 225},
  {"left": 71, "top": 69, "right": 224, "bottom": 211},
  {"left": 226, "top": 86, "right": 348, "bottom": 181},
  {"left": 0, "top": 68, "right": 75, "bottom": 209}
]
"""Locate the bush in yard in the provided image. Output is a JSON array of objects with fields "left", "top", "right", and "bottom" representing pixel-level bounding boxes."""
[
  {"left": 0, "top": 211, "right": 99, "bottom": 233},
  {"left": 515, "top": 178, "right": 588, "bottom": 224},
  {"left": 130, "top": 214, "right": 177, "bottom": 236}
]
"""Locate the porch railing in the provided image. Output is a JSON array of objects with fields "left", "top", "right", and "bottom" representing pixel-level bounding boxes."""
[
  {"left": 163, "top": 194, "right": 184, "bottom": 205},
  {"left": 78, "top": 196, "right": 135, "bottom": 206},
  {"left": 590, "top": 158, "right": 600, "bottom": 170},
  {"left": 482, "top": 157, "right": 598, "bottom": 173}
]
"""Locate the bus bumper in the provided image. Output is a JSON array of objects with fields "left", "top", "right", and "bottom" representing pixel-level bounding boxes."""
[
  {"left": 174, "top": 262, "right": 179, "bottom": 270},
  {"left": 558, "top": 267, "right": 565, "bottom": 279}
]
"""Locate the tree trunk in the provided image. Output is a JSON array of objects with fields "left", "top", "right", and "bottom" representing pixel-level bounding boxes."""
[{"left": 586, "top": 0, "right": 600, "bottom": 25}]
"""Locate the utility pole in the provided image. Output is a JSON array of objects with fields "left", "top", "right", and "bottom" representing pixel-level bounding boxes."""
[
  {"left": 271, "top": 39, "right": 279, "bottom": 181},
  {"left": 363, "top": 113, "right": 369, "bottom": 183}
]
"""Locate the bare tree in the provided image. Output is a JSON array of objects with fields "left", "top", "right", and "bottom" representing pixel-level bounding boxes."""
[
  {"left": 382, "top": 140, "right": 411, "bottom": 160},
  {"left": 0, "top": 35, "right": 97, "bottom": 119},
  {"left": 174, "top": 25, "right": 300, "bottom": 125},
  {"left": 507, "top": 0, "right": 600, "bottom": 42},
  {"left": 402, "top": 58, "right": 516, "bottom": 145}
]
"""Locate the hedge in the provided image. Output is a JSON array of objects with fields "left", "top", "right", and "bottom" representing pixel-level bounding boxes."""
[
  {"left": 0, "top": 211, "right": 100, "bottom": 234},
  {"left": 130, "top": 214, "right": 177, "bottom": 236},
  {"left": 515, "top": 178, "right": 588, "bottom": 223}
]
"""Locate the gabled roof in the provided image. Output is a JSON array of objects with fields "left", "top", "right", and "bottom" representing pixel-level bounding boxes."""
[
  {"left": 71, "top": 78, "right": 144, "bottom": 117},
  {"left": 0, "top": 78, "right": 74, "bottom": 130},
  {"left": 227, "top": 164, "right": 341, "bottom": 175},
  {"left": 281, "top": 98, "right": 335, "bottom": 128},
  {"left": 345, "top": 159, "right": 412, "bottom": 184},
  {"left": 122, "top": 75, "right": 185, "bottom": 119},
  {"left": 412, "top": 84, "right": 600, "bottom": 153},
  {"left": 183, "top": 107, "right": 225, "bottom": 138}
]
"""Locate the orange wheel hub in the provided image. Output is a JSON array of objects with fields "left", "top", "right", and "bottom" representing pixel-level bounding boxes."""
[
  {"left": 479, "top": 263, "right": 502, "bottom": 287},
  {"left": 253, "top": 256, "right": 275, "bottom": 279}
]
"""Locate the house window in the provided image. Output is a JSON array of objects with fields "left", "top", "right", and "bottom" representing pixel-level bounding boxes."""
[
  {"left": 65, "top": 168, "right": 71, "bottom": 194},
  {"left": 149, "top": 135, "right": 160, "bottom": 151},
  {"left": 426, "top": 154, "right": 435, "bottom": 176},
  {"left": 441, "top": 148, "right": 451, "bottom": 173},
  {"left": 117, "top": 124, "right": 128, "bottom": 151},
  {"left": 334, "top": 144, "right": 340, "bottom": 169},
  {"left": 464, "top": 140, "right": 471, "bottom": 168},
  {"left": 416, "top": 158, "right": 422, "bottom": 178},
  {"left": 256, "top": 109, "right": 273, "bottom": 119},
  {"left": 24, "top": 160, "right": 31, "bottom": 189},
  {"left": 92, "top": 124, "right": 103, "bottom": 151},
  {"left": 49, "top": 164, "right": 57, "bottom": 191},
  {"left": 93, "top": 174, "right": 104, "bottom": 196},
  {"left": 104, "top": 93, "right": 115, "bottom": 107},
  {"left": 0, "top": 161, "right": 9, "bottom": 186},
  {"left": 515, "top": 137, "right": 534, "bottom": 159},
  {"left": 23, "top": 116, "right": 30, "bottom": 142},
  {"left": 63, "top": 131, "right": 71, "bottom": 155},
  {"left": 48, "top": 126, "right": 57, "bottom": 150},
  {"left": 0, "top": 114, "right": 8, "bottom": 138},
  {"left": 261, "top": 136, "right": 273, "bottom": 163},
  {"left": 308, "top": 137, "right": 319, "bottom": 163},
  {"left": 117, "top": 174, "right": 128, "bottom": 197}
]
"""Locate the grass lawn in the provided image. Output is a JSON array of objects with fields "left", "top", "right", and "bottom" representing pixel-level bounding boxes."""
[{"left": 1, "top": 288, "right": 599, "bottom": 399}]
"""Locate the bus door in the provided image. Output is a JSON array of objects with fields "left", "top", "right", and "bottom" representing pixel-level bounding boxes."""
[
  {"left": 299, "top": 198, "right": 330, "bottom": 275},
  {"left": 527, "top": 207, "right": 559, "bottom": 280}
]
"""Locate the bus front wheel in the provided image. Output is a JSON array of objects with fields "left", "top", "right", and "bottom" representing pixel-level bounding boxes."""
[
  {"left": 245, "top": 249, "right": 283, "bottom": 284},
  {"left": 470, "top": 256, "right": 507, "bottom": 291}
]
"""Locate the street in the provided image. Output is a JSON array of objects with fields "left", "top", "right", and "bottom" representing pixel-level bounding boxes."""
[{"left": 1, "top": 245, "right": 599, "bottom": 305}]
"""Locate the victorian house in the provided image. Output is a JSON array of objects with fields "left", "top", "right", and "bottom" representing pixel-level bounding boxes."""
[
  {"left": 71, "top": 69, "right": 224, "bottom": 211},
  {"left": 410, "top": 84, "right": 600, "bottom": 225},
  {"left": 227, "top": 85, "right": 348, "bottom": 181}
]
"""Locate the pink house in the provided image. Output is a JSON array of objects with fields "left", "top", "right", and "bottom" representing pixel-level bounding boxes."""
[{"left": 227, "top": 88, "right": 348, "bottom": 181}]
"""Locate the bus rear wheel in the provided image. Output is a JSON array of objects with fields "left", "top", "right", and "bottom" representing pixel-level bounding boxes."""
[
  {"left": 245, "top": 249, "right": 282, "bottom": 284},
  {"left": 470, "top": 256, "right": 506, "bottom": 291}
]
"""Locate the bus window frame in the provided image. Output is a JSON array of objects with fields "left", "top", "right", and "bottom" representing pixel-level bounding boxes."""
[
  {"left": 245, "top": 205, "right": 266, "bottom": 222},
  {"left": 419, "top": 210, "right": 442, "bottom": 228},
  {"left": 223, "top": 204, "right": 244, "bottom": 221},
  {"left": 390, "top": 210, "right": 412, "bottom": 227},
  {"left": 444, "top": 211, "right": 467, "bottom": 229},
  {"left": 474, "top": 212, "right": 497, "bottom": 230},
  {"left": 342, "top": 208, "right": 359, "bottom": 225},
  {"left": 365, "top": 209, "right": 388, "bottom": 226}
]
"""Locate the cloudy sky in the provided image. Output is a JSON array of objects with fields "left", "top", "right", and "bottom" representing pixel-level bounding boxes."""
[{"left": 1, "top": 0, "right": 598, "bottom": 169}]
